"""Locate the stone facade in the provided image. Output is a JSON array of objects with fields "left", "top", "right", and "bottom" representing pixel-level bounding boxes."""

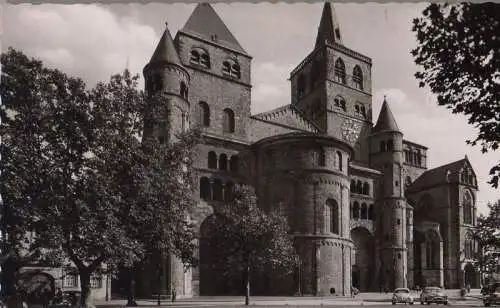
[
  {"left": 16, "top": 266, "right": 110, "bottom": 301},
  {"left": 138, "top": 2, "right": 480, "bottom": 298}
]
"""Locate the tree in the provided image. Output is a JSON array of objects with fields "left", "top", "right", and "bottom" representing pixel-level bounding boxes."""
[
  {"left": 411, "top": 3, "right": 500, "bottom": 188},
  {"left": 0, "top": 47, "right": 80, "bottom": 307},
  {"left": 203, "top": 185, "right": 298, "bottom": 306},
  {"left": 0, "top": 48, "right": 200, "bottom": 307},
  {"left": 472, "top": 200, "right": 500, "bottom": 283}
]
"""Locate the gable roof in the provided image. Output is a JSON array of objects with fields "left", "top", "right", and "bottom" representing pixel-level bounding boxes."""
[
  {"left": 180, "top": 3, "right": 247, "bottom": 54},
  {"left": 252, "top": 104, "right": 320, "bottom": 133},
  {"left": 315, "top": 2, "right": 343, "bottom": 48},
  {"left": 373, "top": 98, "right": 400, "bottom": 133},
  {"left": 407, "top": 157, "right": 476, "bottom": 192}
]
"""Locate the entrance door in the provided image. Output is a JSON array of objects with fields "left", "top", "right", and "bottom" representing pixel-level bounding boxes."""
[
  {"left": 464, "top": 263, "right": 478, "bottom": 288},
  {"left": 352, "top": 267, "right": 360, "bottom": 289}
]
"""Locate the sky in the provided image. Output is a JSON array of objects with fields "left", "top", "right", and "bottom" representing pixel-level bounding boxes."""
[{"left": 2, "top": 2, "right": 498, "bottom": 214}]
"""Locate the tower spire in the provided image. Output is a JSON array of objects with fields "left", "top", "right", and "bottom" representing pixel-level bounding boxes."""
[
  {"left": 373, "top": 97, "right": 400, "bottom": 133},
  {"left": 148, "top": 21, "right": 183, "bottom": 67},
  {"left": 315, "top": 2, "right": 343, "bottom": 49}
]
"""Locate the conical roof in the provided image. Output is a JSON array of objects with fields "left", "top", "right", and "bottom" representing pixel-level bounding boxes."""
[
  {"left": 181, "top": 3, "right": 247, "bottom": 54},
  {"left": 149, "top": 23, "right": 183, "bottom": 67},
  {"left": 315, "top": 2, "right": 343, "bottom": 48},
  {"left": 373, "top": 98, "right": 401, "bottom": 133}
]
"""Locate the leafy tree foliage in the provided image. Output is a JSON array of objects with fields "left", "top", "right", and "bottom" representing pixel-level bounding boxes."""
[
  {"left": 412, "top": 3, "right": 500, "bottom": 188},
  {"left": 203, "top": 185, "right": 298, "bottom": 305},
  {"left": 472, "top": 200, "right": 500, "bottom": 280},
  {"left": 0, "top": 48, "right": 200, "bottom": 307}
]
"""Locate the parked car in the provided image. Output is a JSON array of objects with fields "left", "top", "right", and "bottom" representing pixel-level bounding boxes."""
[
  {"left": 420, "top": 286, "right": 448, "bottom": 305},
  {"left": 483, "top": 283, "right": 500, "bottom": 307},
  {"left": 392, "top": 288, "right": 414, "bottom": 305},
  {"left": 63, "top": 291, "right": 81, "bottom": 306}
]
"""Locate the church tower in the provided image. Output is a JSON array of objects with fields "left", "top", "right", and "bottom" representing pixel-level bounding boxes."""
[
  {"left": 370, "top": 98, "right": 407, "bottom": 290},
  {"left": 141, "top": 23, "right": 193, "bottom": 300},
  {"left": 172, "top": 3, "right": 252, "bottom": 296},
  {"left": 174, "top": 3, "right": 252, "bottom": 141},
  {"left": 143, "top": 23, "right": 191, "bottom": 144},
  {"left": 289, "top": 2, "right": 373, "bottom": 165}
]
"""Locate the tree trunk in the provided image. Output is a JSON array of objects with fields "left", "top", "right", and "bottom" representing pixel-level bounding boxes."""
[
  {"left": 245, "top": 265, "right": 250, "bottom": 306},
  {"left": 3, "top": 258, "right": 25, "bottom": 308},
  {"left": 2, "top": 258, "right": 19, "bottom": 297},
  {"left": 157, "top": 259, "right": 162, "bottom": 306},
  {"left": 79, "top": 270, "right": 94, "bottom": 308},
  {"left": 126, "top": 266, "right": 137, "bottom": 307}
]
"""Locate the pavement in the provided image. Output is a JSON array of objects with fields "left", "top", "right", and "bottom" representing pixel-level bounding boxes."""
[{"left": 93, "top": 289, "right": 485, "bottom": 307}]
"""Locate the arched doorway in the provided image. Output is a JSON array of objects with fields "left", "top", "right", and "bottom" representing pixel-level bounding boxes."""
[
  {"left": 464, "top": 263, "right": 479, "bottom": 288},
  {"left": 199, "top": 214, "right": 228, "bottom": 295},
  {"left": 413, "top": 194, "right": 444, "bottom": 288},
  {"left": 350, "top": 227, "right": 375, "bottom": 291},
  {"left": 199, "top": 214, "right": 243, "bottom": 295}
]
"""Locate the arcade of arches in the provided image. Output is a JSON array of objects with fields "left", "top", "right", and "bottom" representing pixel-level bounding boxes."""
[{"left": 350, "top": 227, "right": 375, "bottom": 291}]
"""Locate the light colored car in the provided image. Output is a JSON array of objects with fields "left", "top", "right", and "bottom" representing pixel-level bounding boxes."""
[
  {"left": 420, "top": 286, "right": 448, "bottom": 305},
  {"left": 392, "top": 288, "right": 414, "bottom": 305}
]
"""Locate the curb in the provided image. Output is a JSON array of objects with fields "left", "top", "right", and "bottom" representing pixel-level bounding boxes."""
[{"left": 94, "top": 295, "right": 485, "bottom": 307}]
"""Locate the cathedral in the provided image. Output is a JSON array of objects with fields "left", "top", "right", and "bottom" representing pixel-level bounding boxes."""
[{"left": 136, "top": 2, "right": 481, "bottom": 298}]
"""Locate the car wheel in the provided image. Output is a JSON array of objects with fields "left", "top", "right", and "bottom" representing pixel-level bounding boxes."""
[
  {"left": 421, "top": 302, "right": 424, "bottom": 305},
  {"left": 410, "top": 302, "right": 414, "bottom": 305},
  {"left": 484, "top": 302, "right": 490, "bottom": 307},
  {"left": 444, "top": 301, "right": 448, "bottom": 305},
  {"left": 392, "top": 301, "right": 396, "bottom": 305}
]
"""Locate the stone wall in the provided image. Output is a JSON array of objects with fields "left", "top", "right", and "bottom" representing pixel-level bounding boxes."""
[
  {"left": 252, "top": 133, "right": 353, "bottom": 296},
  {"left": 175, "top": 33, "right": 252, "bottom": 142}
]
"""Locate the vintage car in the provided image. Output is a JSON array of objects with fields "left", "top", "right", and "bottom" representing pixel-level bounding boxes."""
[
  {"left": 392, "top": 288, "right": 414, "bottom": 305},
  {"left": 420, "top": 287, "right": 448, "bottom": 305},
  {"left": 483, "top": 283, "right": 500, "bottom": 306}
]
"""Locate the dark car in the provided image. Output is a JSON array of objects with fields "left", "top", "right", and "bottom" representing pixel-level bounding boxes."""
[
  {"left": 420, "top": 287, "right": 448, "bottom": 305},
  {"left": 49, "top": 290, "right": 81, "bottom": 307},
  {"left": 483, "top": 283, "right": 500, "bottom": 307}
]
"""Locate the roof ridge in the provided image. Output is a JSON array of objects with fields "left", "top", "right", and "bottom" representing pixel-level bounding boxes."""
[
  {"left": 253, "top": 104, "right": 319, "bottom": 133},
  {"left": 425, "top": 158, "right": 467, "bottom": 173},
  {"left": 289, "top": 105, "right": 320, "bottom": 132},
  {"left": 253, "top": 105, "right": 292, "bottom": 120},
  {"left": 408, "top": 157, "right": 472, "bottom": 192}
]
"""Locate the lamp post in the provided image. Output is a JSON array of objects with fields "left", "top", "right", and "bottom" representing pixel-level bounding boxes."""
[{"left": 298, "top": 259, "right": 302, "bottom": 296}]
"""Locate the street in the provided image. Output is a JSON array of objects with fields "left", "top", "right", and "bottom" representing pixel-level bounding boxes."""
[
  {"left": 94, "top": 293, "right": 486, "bottom": 308},
  {"left": 116, "top": 301, "right": 486, "bottom": 307}
]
